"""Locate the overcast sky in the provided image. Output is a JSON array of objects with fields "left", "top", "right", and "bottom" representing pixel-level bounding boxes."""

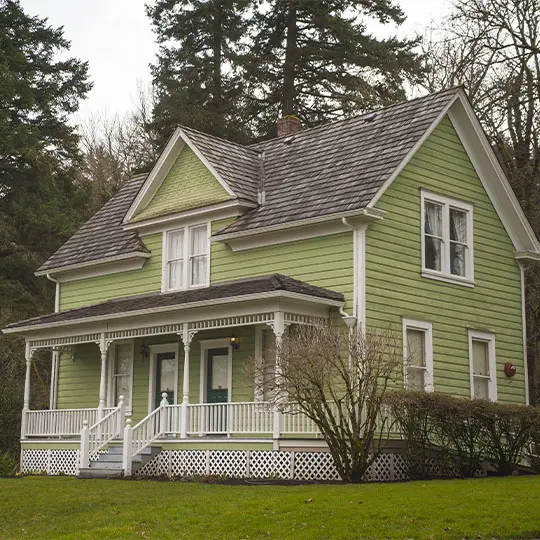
[{"left": 21, "top": 0, "right": 450, "bottom": 122}]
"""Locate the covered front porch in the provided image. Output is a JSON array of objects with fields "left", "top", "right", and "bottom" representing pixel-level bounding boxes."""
[{"left": 9, "top": 275, "right": 345, "bottom": 464}]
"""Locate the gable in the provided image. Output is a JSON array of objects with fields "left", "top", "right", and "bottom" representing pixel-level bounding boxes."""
[{"left": 130, "top": 146, "right": 232, "bottom": 223}]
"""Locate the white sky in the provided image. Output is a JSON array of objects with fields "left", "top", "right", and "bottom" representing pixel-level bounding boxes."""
[{"left": 21, "top": 0, "right": 450, "bottom": 122}]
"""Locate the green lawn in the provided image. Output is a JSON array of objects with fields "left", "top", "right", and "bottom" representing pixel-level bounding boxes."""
[{"left": 1, "top": 476, "right": 540, "bottom": 539}]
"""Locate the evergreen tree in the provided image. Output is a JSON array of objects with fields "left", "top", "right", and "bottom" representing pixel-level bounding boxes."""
[
  {"left": 246, "top": 0, "right": 422, "bottom": 136},
  {"left": 0, "top": 0, "right": 91, "bottom": 453},
  {"left": 147, "top": 0, "right": 252, "bottom": 146}
]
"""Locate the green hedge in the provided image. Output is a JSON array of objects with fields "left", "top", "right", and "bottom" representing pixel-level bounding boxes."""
[{"left": 384, "top": 391, "right": 540, "bottom": 478}]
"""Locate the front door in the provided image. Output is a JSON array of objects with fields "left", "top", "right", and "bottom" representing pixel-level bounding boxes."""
[
  {"left": 155, "top": 351, "right": 176, "bottom": 408},
  {"left": 206, "top": 348, "right": 229, "bottom": 403}
]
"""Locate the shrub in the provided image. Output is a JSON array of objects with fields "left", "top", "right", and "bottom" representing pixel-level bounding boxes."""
[
  {"left": 0, "top": 450, "right": 18, "bottom": 476},
  {"left": 482, "top": 402, "right": 540, "bottom": 476},
  {"left": 384, "top": 391, "right": 440, "bottom": 479}
]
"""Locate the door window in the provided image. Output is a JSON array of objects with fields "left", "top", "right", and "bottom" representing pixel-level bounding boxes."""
[
  {"left": 156, "top": 351, "right": 176, "bottom": 407},
  {"left": 112, "top": 343, "right": 132, "bottom": 409},
  {"left": 206, "top": 348, "right": 229, "bottom": 403}
]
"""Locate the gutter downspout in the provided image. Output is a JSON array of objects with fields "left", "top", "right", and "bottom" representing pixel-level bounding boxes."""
[
  {"left": 46, "top": 274, "right": 60, "bottom": 409},
  {"left": 341, "top": 218, "right": 367, "bottom": 334}
]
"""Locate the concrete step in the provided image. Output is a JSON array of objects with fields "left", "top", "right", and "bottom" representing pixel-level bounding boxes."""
[{"left": 79, "top": 467, "right": 123, "bottom": 479}]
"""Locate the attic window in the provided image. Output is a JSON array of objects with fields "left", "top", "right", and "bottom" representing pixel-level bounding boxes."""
[
  {"left": 163, "top": 223, "right": 209, "bottom": 292},
  {"left": 421, "top": 191, "right": 474, "bottom": 286}
]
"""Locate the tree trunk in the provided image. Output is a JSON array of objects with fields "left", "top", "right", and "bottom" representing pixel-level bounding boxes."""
[
  {"left": 281, "top": 1, "right": 297, "bottom": 116},
  {"left": 211, "top": 1, "right": 223, "bottom": 114}
]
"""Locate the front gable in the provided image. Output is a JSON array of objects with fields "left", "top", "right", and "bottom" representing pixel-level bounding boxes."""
[{"left": 130, "top": 146, "right": 232, "bottom": 223}]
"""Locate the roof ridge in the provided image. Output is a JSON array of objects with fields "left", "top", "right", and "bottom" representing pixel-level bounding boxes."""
[
  {"left": 250, "top": 86, "right": 463, "bottom": 149},
  {"left": 179, "top": 125, "right": 259, "bottom": 154}
]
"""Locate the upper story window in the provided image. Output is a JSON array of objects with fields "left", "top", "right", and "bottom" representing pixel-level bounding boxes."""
[
  {"left": 164, "top": 223, "right": 209, "bottom": 291},
  {"left": 421, "top": 191, "right": 474, "bottom": 286}
]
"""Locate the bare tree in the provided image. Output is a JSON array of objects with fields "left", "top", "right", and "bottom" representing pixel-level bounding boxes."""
[
  {"left": 257, "top": 324, "right": 402, "bottom": 483},
  {"left": 419, "top": 0, "right": 540, "bottom": 403},
  {"left": 78, "top": 84, "right": 158, "bottom": 215}
]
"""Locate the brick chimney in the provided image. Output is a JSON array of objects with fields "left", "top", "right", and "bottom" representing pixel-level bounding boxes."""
[{"left": 277, "top": 115, "right": 302, "bottom": 137}]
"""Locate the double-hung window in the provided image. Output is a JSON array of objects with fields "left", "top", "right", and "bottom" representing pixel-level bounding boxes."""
[
  {"left": 422, "top": 191, "right": 474, "bottom": 285},
  {"left": 402, "top": 319, "right": 434, "bottom": 392},
  {"left": 164, "top": 223, "right": 209, "bottom": 291},
  {"left": 468, "top": 330, "right": 497, "bottom": 401}
]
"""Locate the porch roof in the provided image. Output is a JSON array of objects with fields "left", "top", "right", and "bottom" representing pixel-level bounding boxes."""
[{"left": 5, "top": 274, "right": 344, "bottom": 332}]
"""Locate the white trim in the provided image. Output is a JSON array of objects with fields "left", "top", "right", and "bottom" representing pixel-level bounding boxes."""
[
  {"left": 519, "top": 263, "right": 530, "bottom": 405},
  {"left": 468, "top": 330, "right": 497, "bottom": 401},
  {"left": 107, "top": 340, "right": 134, "bottom": 414},
  {"left": 367, "top": 92, "right": 460, "bottom": 208},
  {"left": 147, "top": 343, "right": 180, "bottom": 414},
  {"left": 162, "top": 222, "right": 211, "bottom": 292},
  {"left": 421, "top": 190, "right": 474, "bottom": 286},
  {"left": 199, "top": 338, "right": 233, "bottom": 404},
  {"left": 5, "top": 290, "right": 343, "bottom": 334},
  {"left": 402, "top": 318, "right": 434, "bottom": 392},
  {"left": 213, "top": 208, "right": 385, "bottom": 244},
  {"left": 124, "top": 127, "right": 237, "bottom": 223},
  {"left": 35, "top": 252, "right": 150, "bottom": 279}
]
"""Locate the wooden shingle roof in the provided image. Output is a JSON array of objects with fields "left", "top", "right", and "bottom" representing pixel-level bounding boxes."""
[{"left": 38, "top": 88, "right": 460, "bottom": 273}]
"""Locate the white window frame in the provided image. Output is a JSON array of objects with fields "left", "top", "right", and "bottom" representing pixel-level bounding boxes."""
[
  {"left": 162, "top": 222, "right": 210, "bottom": 292},
  {"left": 147, "top": 343, "right": 180, "bottom": 414},
  {"left": 468, "top": 330, "right": 497, "bottom": 401},
  {"left": 421, "top": 190, "right": 474, "bottom": 287},
  {"left": 107, "top": 340, "right": 134, "bottom": 415},
  {"left": 402, "top": 318, "right": 434, "bottom": 392}
]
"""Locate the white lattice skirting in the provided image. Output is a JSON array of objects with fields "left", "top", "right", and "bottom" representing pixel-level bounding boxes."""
[{"left": 21, "top": 448, "right": 460, "bottom": 482}]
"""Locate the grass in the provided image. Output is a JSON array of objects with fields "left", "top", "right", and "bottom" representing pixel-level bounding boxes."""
[{"left": 1, "top": 476, "right": 540, "bottom": 539}]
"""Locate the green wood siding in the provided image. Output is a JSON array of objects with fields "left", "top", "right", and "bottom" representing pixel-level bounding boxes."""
[
  {"left": 59, "top": 233, "right": 163, "bottom": 310},
  {"left": 131, "top": 147, "right": 231, "bottom": 223},
  {"left": 366, "top": 116, "right": 525, "bottom": 403},
  {"left": 57, "top": 345, "right": 101, "bottom": 409},
  {"left": 211, "top": 223, "right": 354, "bottom": 313}
]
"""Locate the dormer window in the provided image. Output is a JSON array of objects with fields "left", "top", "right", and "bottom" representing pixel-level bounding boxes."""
[
  {"left": 421, "top": 191, "right": 474, "bottom": 286},
  {"left": 164, "top": 224, "right": 209, "bottom": 292}
]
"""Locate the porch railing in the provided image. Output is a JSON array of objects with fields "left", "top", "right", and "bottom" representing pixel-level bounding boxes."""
[
  {"left": 79, "top": 397, "right": 125, "bottom": 469},
  {"left": 24, "top": 407, "right": 115, "bottom": 438}
]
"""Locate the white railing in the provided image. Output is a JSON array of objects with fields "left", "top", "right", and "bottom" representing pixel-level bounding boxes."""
[
  {"left": 122, "top": 393, "right": 169, "bottom": 476},
  {"left": 24, "top": 407, "right": 114, "bottom": 438},
  {"left": 79, "top": 398, "right": 125, "bottom": 469},
  {"left": 186, "top": 402, "right": 274, "bottom": 436}
]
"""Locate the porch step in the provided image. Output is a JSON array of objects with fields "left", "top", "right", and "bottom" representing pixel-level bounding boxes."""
[{"left": 78, "top": 445, "right": 161, "bottom": 478}]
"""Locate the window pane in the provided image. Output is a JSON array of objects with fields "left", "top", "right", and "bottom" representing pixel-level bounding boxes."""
[
  {"left": 190, "top": 255, "right": 207, "bottom": 286},
  {"left": 114, "top": 344, "right": 131, "bottom": 375},
  {"left": 450, "top": 208, "right": 467, "bottom": 243},
  {"left": 472, "top": 340, "right": 489, "bottom": 376},
  {"left": 473, "top": 377, "right": 489, "bottom": 400},
  {"left": 425, "top": 202, "right": 442, "bottom": 237},
  {"left": 211, "top": 355, "right": 228, "bottom": 390},
  {"left": 407, "top": 367, "right": 425, "bottom": 391},
  {"left": 115, "top": 375, "right": 130, "bottom": 404},
  {"left": 450, "top": 243, "right": 466, "bottom": 276},
  {"left": 168, "top": 260, "right": 183, "bottom": 289},
  {"left": 190, "top": 225, "right": 207, "bottom": 256},
  {"left": 167, "top": 230, "right": 184, "bottom": 260},
  {"left": 158, "top": 355, "right": 176, "bottom": 394},
  {"left": 406, "top": 329, "right": 425, "bottom": 367},
  {"left": 425, "top": 237, "right": 442, "bottom": 271}
]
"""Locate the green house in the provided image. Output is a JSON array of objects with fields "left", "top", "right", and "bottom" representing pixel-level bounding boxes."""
[{"left": 5, "top": 88, "right": 540, "bottom": 480}]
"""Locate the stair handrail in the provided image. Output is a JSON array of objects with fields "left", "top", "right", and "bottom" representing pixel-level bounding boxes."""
[
  {"left": 79, "top": 396, "right": 125, "bottom": 469},
  {"left": 123, "top": 393, "right": 169, "bottom": 476}
]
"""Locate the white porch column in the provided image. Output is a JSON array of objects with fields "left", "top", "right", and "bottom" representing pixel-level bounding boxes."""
[
  {"left": 49, "top": 348, "right": 59, "bottom": 410},
  {"left": 98, "top": 334, "right": 112, "bottom": 421},
  {"left": 272, "top": 312, "right": 286, "bottom": 450},
  {"left": 21, "top": 343, "right": 34, "bottom": 439},
  {"left": 180, "top": 327, "right": 197, "bottom": 438}
]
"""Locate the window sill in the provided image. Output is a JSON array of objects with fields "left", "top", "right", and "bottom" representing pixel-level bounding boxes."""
[
  {"left": 162, "top": 283, "right": 209, "bottom": 294},
  {"left": 421, "top": 270, "right": 475, "bottom": 288}
]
